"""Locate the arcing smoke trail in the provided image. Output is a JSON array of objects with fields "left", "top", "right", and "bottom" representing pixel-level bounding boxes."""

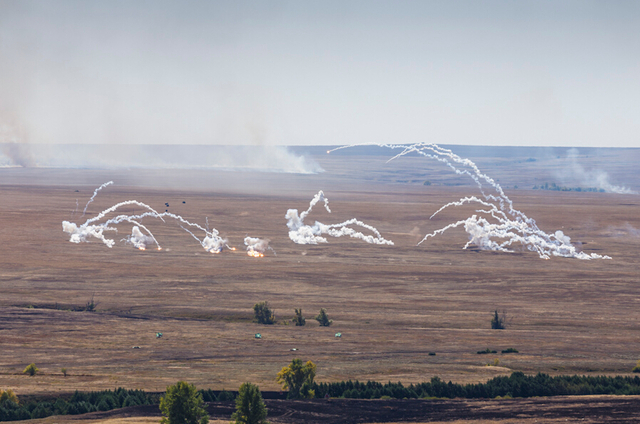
[
  {"left": 63, "top": 183, "right": 231, "bottom": 253},
  {"left": 286, "top": 190, "right": 394, "bottom": 246},
  {"left": 329, "top": 143, "right": 610, "bottom": 260},
  {"left": 82, "top": 181, "right": 114, "bottom": 217}
]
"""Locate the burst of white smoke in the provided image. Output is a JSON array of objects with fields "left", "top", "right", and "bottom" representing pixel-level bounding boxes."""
[
  {"left": 244, "top": 236, "right": 275, "bottom": 257},
  {"left": 123, "top": 226, "right": 157, "bottom": 250},
  {"left": 286, "top": 190, "right": 394, "bottom": 246},
  {"left": 63, "top": 183, "right": 230, "bottom": 253},
  {"left": 329, "top": 143, "right": 610, "bottom": 260}
]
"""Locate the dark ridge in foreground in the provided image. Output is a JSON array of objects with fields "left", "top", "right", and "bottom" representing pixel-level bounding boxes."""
[{"left": 62, "top": 396, "right": 640, "bottom": 423}]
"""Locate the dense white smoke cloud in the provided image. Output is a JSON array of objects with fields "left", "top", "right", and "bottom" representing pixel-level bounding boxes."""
[
  {"left": 331, "top": 143, "right": 610, "bottom": 260},
  {"left": 286, "top": 190, "right": 394, "bottom": 246},
  {"left": 244, "top": 236, "right": 274, "bottom": 257}
]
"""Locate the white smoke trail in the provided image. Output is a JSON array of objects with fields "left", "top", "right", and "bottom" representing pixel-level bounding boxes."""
[
  {"left": 63, "top": 182, "right": 231, "bottom": 253},
  {"left": 82, "top": 181, "right": 114, "bottom": 217},
  {"left": 286, "top": 190, "right": 394, "bottom": 246},
  {"left": 329, "top": 143, "right": 610, "bottom": 260},
  {"left": 244, "top": 236, "right": 275, "bottom": 257}
]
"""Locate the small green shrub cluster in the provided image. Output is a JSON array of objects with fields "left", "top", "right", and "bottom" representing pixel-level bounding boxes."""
[
  {"left": 477, "top": 348, "right": 497, "bottom": 354},
  {"left": 502, "top": 348, "right": 519, "bottom": 354},
  {"left": 312, "top": 372, "right": 640, "bottom": 400}
]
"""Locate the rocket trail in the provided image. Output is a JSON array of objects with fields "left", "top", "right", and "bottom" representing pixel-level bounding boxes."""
[{"left": 329, "top": 143, "right": 610, "bottom": 260}]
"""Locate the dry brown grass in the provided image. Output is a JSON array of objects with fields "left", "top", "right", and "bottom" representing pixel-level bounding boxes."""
[{"left": 0, "top": 149, "right": 639, "bottom": 400}]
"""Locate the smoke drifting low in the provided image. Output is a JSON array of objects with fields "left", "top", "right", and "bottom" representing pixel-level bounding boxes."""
[
  {"left": 286, "top": 190, "right": 394, "bottom": 246},
  {"left": 0, "top": 144, "right": 322, "bottom": 174},
  {"left": 554, "top": 148, "right": 636, "bottom": 194}
]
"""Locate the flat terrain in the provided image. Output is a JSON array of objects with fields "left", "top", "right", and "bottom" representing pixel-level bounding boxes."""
[{"left": 1, "top": 146, "right": 640, "bottom": 422}]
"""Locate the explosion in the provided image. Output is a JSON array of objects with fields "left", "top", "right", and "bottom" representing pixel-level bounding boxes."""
[
  {"left": 286, "top": 190, "right": 394, "bottom": 246},
  {"left": 244, "top": 236, "right": 274, "bottom": 257}
]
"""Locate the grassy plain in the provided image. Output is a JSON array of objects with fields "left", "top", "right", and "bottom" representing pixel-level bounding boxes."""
[{"left": 0, "top": 146, "right": 639, "bottom": 422}]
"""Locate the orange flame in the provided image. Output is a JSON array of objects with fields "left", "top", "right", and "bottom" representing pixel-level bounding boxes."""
[{"left": 247, "top": 250, "right": 264, "bottom": 258}]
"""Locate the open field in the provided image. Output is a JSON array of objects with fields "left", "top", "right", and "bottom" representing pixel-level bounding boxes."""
[{"left": 1, "top": 146, "right": 640, "bottom": 421}]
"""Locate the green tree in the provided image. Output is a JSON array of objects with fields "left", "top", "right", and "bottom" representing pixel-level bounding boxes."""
[
  {"left": 633, "top": 360, "right": 640, "bottom": 373},
  {"left": 253, "top": 301, "right": 276, "bottom": 325},
  {"left": 231, "top": 383, "right": 268, "bottom": 424},
  {"left": 276, "top": 359, "right": 316, "bottom": 399},
  {"left": 490, "top": 310, "right": 505, "bottom": 330},
  {"left": 0, "top": 389, "right": 19, "bottom": 405},
  {"left": 23, "top": 363, "right": 38, "bottom": 376},
  {"left": 292, "top": 308, "right": 305, "bottom": 326},
  {"left": 159, "top": 381, "right": 209, "bottom": 424},
  {"left": 315, "top": 309, "right": 332, "bottom": 327}
]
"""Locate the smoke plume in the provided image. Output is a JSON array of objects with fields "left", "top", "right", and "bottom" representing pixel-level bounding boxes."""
[
  {"left": 286, "top": 190, "right": 394, "bottom": 246},
  {"left": 330, "top": 143, "right": 610, "bottom": 260}
]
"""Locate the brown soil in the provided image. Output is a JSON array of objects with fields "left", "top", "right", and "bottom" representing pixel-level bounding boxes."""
[{"left": 1, "top": 147, "right": 640, "bottom": 421}]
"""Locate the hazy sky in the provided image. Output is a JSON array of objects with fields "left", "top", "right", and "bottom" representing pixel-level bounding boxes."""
[{"left": 1, "top": 0, "right": 638, "bottom": 147}]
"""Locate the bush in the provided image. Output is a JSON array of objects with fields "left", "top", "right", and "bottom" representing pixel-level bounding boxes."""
[
  {"left": 633, "top": 360, "right": 640, "bottom": 373},
  {"left": 491, "top": 310, "right": 506, "bottom": 330},
  {"left": 477, "top": 348, "right": 497, "bottom": 354},
  {"left": 292, "top": 308, "right": 305, "bottom": 326},
  {"left": 61, "top": 367, "right": 68, "bottom": 377},
  {"left": 160, "top": 381, "right": 209, "bottom": 424},
  {"left": 0, "top": 389, "right": 18, "bottom": 405},
  {"left": 502, "top": 348, "right": 519, "bottom": 354},
  {"left": 276, "top": 359, "right": 317, "bottom": 399},
  {"left": 23, "top": 363, "right": 39, "bottom": 376},
  {"left": 231, "top": 383, "right": 268, "bottom": 424},
  {"left": 315, "top": 309, "right": 332, "bottom": 327},
  {"left": 253, "top": 301, "right": 276, "bottom": 325}
]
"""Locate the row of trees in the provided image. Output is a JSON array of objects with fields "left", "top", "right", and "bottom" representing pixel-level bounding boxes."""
[
  {"left": 0, "top": 388, "right": 154, "bottom": 421},
  {"left": 312, "top": 372, "right": 640, "bottom": 399},
  {"left": 253, "top": 302, "right": 332, "bottom": 326}
]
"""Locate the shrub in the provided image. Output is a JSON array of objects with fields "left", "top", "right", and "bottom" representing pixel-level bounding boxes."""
[
  {"left": 231, "top": 383, "right": 268, "bottom": 424},
  {"left": 633, "top": 360, "right": 640, "bottom": 373},
  {"left": 0, "top": 389, "right": 18, "bottom": 405},
  {"left": 160, "top": 381, "right": 209, "bottom": 424},
  {"left": 315, "top": 309, "right": 332, "bottom": 327},
  {"left": 253, "top": 301, "right": 276, "bottom": 325},
  {"left": 84, "top": 294, "right": 98, "bottom": 312},
  {"left": 292, "top": 308, "right": 305, "bottom": 326},
  {"left": 276, "top": 359, "right": 316, "bottom": 399},
  {"left": 491, "top": 310, "right": 506, "bottom": 330},
  {"left": 477, "top": 348, "right": 497, "bottom": 354},
  {"left": 61, "top": 367, "right": 68, "bottom": 377},
  {"left": 502, "top": 348, "right": 519, "bottom": 354},
  {"left": 486, "top": 358, "right": 500, "bottom": 367},
  {"left": 23, "top": 363, "right": 38, "bottom": 376}
]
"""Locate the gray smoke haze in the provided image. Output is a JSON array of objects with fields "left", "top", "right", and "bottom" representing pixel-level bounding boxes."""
[
  {"left": 554, "top": 148, "right": 635, "bottom": 194},
  {"left": 0, "top": 144, "right": 322, "bottom": 173}
]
